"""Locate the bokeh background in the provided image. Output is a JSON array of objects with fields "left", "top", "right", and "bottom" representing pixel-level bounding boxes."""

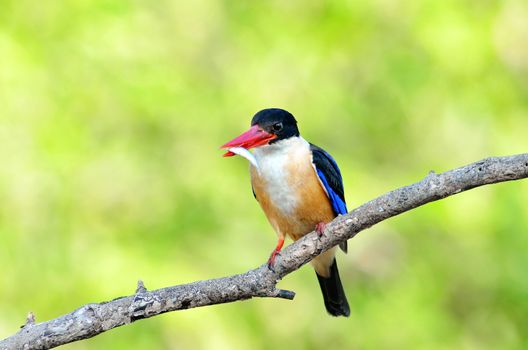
[{"left": 1, "top": 0, "right": 528, "bottom": 349}]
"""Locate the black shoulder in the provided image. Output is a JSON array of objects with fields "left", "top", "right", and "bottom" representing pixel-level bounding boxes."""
[{"left": 310, "top": 143, "right": 345, "bottom": 203}]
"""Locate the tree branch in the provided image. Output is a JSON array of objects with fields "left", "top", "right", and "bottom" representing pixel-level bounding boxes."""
[{"left": 2, "top": 154, "right": 527, "bottom": 350}]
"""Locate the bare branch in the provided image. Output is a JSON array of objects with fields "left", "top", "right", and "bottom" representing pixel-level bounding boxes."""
[{"left": 1, "top": 154, "right": 527, "bottom": 350}]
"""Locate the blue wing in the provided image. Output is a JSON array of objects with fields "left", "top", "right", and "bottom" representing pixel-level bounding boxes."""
[
  {"left": 311, "top": 144, "right": 348, "bottom": 253},
  {"left": 310, "top": 144, "right": 348, "bottom": 216},
  {"left": 316, "top": 168, "right": 347, "bottom": 215}
]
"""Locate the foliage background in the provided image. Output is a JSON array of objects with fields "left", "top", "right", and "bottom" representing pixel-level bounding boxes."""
[{"left": 1, "top": 0, "right": 528, "bottom": 349}]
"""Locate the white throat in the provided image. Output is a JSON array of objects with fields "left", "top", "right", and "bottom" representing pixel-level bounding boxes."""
[
  {"left": 229, "top": 136, "right": 310, "bottom": 170},
  {"left": 252, "top": 136, "right": 308, "bottom": 162},
  {"left": 250, "top": 136, "right": 310, "bottom": 215}
]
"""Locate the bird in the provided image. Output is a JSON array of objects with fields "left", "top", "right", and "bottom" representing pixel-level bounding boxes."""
[{"left": 220, "top": 108, "right": 350, "bottom": 317}]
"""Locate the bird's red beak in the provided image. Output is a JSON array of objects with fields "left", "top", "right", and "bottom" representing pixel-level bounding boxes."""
[{"left": 220, "top": 125, "right": 277, "bottom": 157}]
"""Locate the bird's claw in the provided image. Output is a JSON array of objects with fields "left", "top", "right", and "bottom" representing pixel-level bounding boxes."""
[
  {"left": 315, "top": 222, "right": 327, "bottom": 238},
  {"left": 267, "top": 250, "right": 280, "bottom": 271},
  {"left": 267, "top": 237, "right": 285, "bottom": 272}
]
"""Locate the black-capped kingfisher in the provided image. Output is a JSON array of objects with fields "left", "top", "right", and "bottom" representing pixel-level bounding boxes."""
[{"left": 221, "top": 108, "right": 350, "bottom": 317}]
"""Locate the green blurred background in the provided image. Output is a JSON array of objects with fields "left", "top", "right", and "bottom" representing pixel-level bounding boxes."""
[{"left": 1, "top": 0, "right": 528, "bottom": 349}]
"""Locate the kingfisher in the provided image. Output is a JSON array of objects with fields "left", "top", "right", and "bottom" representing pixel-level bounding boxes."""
[{"left": 221, "top": 108, "right": 350, "bottom": 317}]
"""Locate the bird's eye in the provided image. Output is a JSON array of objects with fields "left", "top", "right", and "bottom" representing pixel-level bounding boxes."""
[{"left": 272, "top": 122, "right": 283, "bottom": 132}]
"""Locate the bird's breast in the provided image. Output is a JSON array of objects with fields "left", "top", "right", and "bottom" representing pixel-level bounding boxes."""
[
  {"left": 252, "top": 152, "right": 300, "bottom": 216},
  {"left": 251, "top": 138, "right": 335, "bottom": 239}
]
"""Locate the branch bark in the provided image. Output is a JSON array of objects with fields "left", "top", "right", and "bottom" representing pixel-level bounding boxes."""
[{"left": 2, "top": 154, "right": 527, "bottom": 350}]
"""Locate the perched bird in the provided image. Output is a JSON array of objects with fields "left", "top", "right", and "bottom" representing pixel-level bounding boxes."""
[{"left": 221, "top": 108, "right": 350, "bottom": 317}]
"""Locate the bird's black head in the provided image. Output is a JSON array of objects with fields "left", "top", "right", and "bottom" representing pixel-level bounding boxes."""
[
  {"left": 251, "top": 108, "right": 300, "bottom": 143},
  {"left": 220, "top": 108, "right": 300, "bottom": 156}
]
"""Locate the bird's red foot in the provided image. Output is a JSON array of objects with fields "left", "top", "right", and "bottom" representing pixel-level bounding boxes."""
[
  {"left": 267, "top": 237, "right": 285, "bottom": 271},
  {"left": 267, "top": 250, "right": 280, "bottom": 269},
  {"left": 315, "top": 222, "right": 327, "bottom": 237}
]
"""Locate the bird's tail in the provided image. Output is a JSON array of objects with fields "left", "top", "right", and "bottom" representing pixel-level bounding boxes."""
[{"left": 315, "top": 259, "right": 350, "bottom": 317}]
